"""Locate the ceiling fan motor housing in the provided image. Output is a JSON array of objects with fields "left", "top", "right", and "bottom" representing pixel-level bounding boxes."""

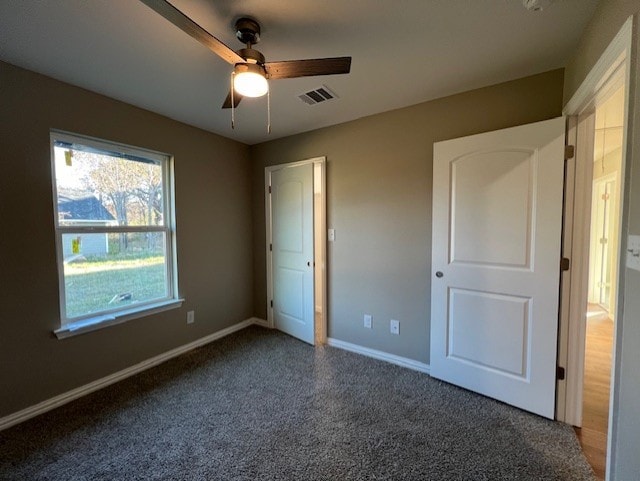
[
  {"left": 238, "top": 48, "right": 265, "bottom": 65},
  {"left": 235, "top": 17, "right": 261, "bottom": 45}
]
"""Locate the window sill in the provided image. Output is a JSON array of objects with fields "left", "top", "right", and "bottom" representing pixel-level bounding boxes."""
[{"left": 54, "top": 299, "right": 184, "bottom": 339}]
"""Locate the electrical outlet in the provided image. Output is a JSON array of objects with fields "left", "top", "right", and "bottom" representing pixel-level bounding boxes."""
[
  {"left": 390, "top": 319, "right": 400, "bottom": 335},
  {"left": 364, "top": 314, "right": 372, "bottom": 329},
  {"left": 187, "top": 310, "right": 195, "bottom": 324}
]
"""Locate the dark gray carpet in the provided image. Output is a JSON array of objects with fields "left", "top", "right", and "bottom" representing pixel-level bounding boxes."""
[{"left": 0, "top": 326, "right": 595, "bottom": 480}]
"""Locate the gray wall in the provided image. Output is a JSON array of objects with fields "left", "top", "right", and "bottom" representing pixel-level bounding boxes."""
[
  {"left": 251, "top": 69, "right": 564, "bottom": 364},
  {"left": 564, "top": 3, "right": 640, "bottom": 479},
  {"left": 0, "top": 61, "right": 254, "bottom": 418}
]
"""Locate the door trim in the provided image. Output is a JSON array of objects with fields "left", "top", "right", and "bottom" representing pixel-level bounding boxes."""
[
  {"left": 561, "top": 110, "right": 596, "bottom": 428},
  {"left": 560, "top": 16, "right": 632, "bottom": 480},
  {"left": 265, "top": 157, "right": 327, "bottom": 344},
  {"left": 564, "top": 19, "right": 631, "bottom": 115}
]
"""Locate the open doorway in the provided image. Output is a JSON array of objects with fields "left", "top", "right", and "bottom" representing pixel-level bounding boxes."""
[
  {"left": 559, "top": 17, "right": 632, "bottom": 481},
  {"left": 577, "top": 85, "right": 625, "bottom": 480}
]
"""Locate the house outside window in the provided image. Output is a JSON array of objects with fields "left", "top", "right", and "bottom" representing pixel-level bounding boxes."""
[{"left": 50, "top": 131, "right": 180, "bottom": 337}]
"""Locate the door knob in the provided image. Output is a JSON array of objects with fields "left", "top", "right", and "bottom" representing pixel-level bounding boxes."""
[{"left": 435, "top": 271, "right": 444, "bottom": 278}]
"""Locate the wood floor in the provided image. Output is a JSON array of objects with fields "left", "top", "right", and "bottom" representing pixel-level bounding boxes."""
[{"left": 574, "top": 305, "right": 613, "bottom": 481}]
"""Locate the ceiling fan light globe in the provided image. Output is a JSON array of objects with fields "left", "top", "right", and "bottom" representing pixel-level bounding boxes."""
[{"left": 234, "top": 70, "right": 268, "bottom": 97}]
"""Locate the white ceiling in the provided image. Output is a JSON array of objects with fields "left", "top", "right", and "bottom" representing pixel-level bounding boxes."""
[{"left": 0, "top": 0, "right": 599, "bottom": 145}]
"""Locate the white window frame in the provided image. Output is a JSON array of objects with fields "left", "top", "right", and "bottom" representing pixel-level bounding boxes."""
[{"left": 50, "top": 130, "right": 182, "bottom": 339}]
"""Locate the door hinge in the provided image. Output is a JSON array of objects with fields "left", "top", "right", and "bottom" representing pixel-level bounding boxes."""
[
  {"left": 270, "top": 300, "right": 273, "bottom": 308},
  {"left": 268, "top": 185, "right": 272, "bottom": 194},
  {"left": 557, "top": 366, "right": 566, "bottom": 380},
  {"left": 565, "top": 145, "right": 575, "bottom": 160},
  {"left": 269, "top": 243, "right": 272, "bottom": 251},
  {"left": 560, "top": 257, "right": 570, "bottom": 271}
]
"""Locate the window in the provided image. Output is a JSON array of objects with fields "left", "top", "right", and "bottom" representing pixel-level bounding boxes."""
[{"left": 51, "top": 131, "right": 180, "bottom": 337}]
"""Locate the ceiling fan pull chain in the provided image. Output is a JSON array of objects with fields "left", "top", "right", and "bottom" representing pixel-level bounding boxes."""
[
  {"left": 267, "top": 83, "right": 271, "bottom": 134},
  {"left": 231, "top": 71, "right": 236, "bottom": 129}
]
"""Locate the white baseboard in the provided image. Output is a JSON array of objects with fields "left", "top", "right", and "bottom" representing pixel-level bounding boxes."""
[
  {"left": 327, "top": 337, "right": 430, "bottom": 374},
  {"left": 252, "top": 318, "right": 270, "bottom": 328},
  {"left": 0, "top": 317, "right": 262, "bottom": 431}
]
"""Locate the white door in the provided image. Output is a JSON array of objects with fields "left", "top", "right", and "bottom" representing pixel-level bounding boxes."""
[
  {"left": 430, "top": 117, "right": 565, "bottom": 419},
  {"left": 270, "top": 163, "right": 315, "bottom": 344},
  {"left": 589, "top": 176, "right": 616, "bottom": 310}
]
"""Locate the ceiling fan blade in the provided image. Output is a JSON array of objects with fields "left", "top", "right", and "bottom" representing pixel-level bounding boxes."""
[
  {"left": 139, "top": 0, "right": 244, "bottom": 65},
  {"left": 265, "top": 57, "right": 351, "bottom": 80},
  {"left": 222, "top": 91, "right": 243, "bottom": 109}
]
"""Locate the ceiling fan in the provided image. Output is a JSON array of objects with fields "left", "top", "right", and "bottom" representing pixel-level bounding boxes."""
[{"left": 139, "top": 0, "right": 352, "bottom": 130}]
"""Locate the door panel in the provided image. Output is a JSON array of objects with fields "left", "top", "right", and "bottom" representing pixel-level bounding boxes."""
[
  {"left": 448, "top": 288, "right": 530, "bottom": 377},
  {"left": 431, "top": 117, "right": 565, "bottom": 419},
  {"left": 452, "top": 150, "right": 533, "bottom": 267},
  {"left": 271, "top": 163, "right": 314, "bottom": 344},
  {"left": 276, "top": 180, "right": 304, "bottom": 253},
  {"left": 277, "top": 268, "right": 304, "bottom": 318}
]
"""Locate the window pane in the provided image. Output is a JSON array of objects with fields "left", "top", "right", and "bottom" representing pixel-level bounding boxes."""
[
  {"left": 63, "top": 232, "right": 168, "bottom": 319},
  {"left": 51, "top": 132, "right": 177, "bottom": 327},
  {"left": 54, "top": 145, "right": 164, "bottom": 227}
]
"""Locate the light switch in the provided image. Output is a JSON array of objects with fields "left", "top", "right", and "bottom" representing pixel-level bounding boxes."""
[
  {"left": 627, "top": 235, "right": 640, "bottom": 271},
  {"left": 328, "top": 229, "right": 335, "bottom": 242}
]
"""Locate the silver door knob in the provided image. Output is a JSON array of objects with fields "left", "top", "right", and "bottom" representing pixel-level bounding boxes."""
[{"left": 435, "top": 271, "right": 444, "bottom": 278}]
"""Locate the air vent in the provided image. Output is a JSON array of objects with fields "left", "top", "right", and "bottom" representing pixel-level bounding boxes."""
[
  {"left": 298, "top": 85, "right": 338, "bottom": 105},
  {"left": 522, "top": 0, "right": 552, "bottom": 11}
]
